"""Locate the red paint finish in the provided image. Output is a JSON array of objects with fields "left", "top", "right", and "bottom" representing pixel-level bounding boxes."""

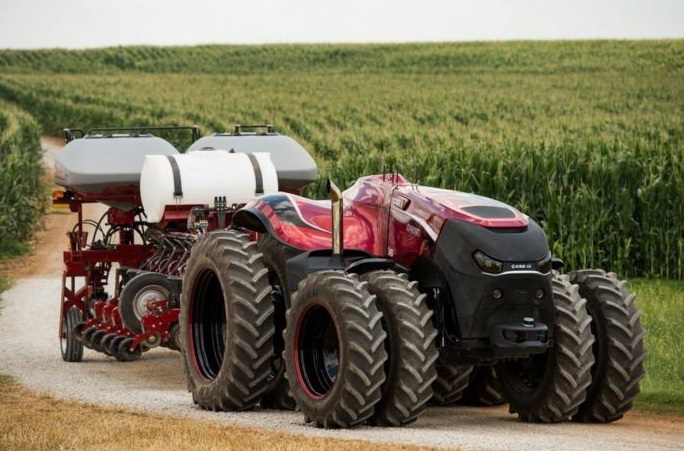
[{"left": 246, "top": 173, "right": 529, "bottom": 269}]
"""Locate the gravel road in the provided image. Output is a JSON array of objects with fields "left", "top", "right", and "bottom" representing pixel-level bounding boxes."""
[{"left": 0, "top": 138, "right": 681, "bottom": 450}]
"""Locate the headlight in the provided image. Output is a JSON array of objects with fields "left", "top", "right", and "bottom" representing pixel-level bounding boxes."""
[
  {"left": 537, "top": 252, "right": 552, "bottom": 273},
  {"left": 473, "top": 251, "right": 503, "bottom": 274}
]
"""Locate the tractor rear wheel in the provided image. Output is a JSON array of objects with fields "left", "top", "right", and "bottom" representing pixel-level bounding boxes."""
[
  {"left": 497, "top": 274, "right": 595, "bottom": 423},
  {"left": 569, "top": 269, "right": 646, "bottom": 423},
  {"left": 60, "top": 306, "right": 84, "bottom": 362},
  {"left": 361, "top": 270, "right": 438, "bottom": 426},
  {"left": 258, "top": 235, "right": 301, "bottom": 411},
  {"left": 430, "top": 363, "right": 474, "bottom": 406},
  {"left": 119, "top": 272, "right": 173, "bottom": 334},
  {"left": 180, "top": 230, "right": 274, "bottom": 411},
  {"left": 458, "top": 365, "right": 506, "bottom": 406},
  {"left": 284, "top": 271, "right": 387, "bottom": 428}
]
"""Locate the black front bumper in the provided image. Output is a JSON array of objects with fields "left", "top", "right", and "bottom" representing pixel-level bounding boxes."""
[{"left": 432, "top": 219, "right": 555, "bottom": 361}]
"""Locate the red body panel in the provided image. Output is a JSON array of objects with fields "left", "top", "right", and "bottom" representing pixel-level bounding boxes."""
[{"left": 245, "top": 173, "right": 529, "bottom": 268}]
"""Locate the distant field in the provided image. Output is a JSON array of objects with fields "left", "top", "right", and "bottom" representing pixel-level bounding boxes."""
[
  {"left": 0, "top": 40, "right": 682, "bottom": 278},
  {"left": 631, "top": 278, "right": 684, "bottom": 414},
  {"left": 0, "top": 98, "right": 45, "bottom": 265}
]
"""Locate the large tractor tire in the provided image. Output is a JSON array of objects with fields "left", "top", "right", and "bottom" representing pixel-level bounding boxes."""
[
  {"left": 361, "top": 270, "right": 438, "bottom": 426},
  {"left": 119, "top": 272, "right": 173, "bottom": 334},
  {"left": 180, "top": 230, "right": 274, "bottom": 411},
  {"left": 257, "top": 235, "right": 301, "bottom": 411},
  {"left": 430, "top": 363, "right": 474, "bottom": 406},
  {"left": 497, "top": 274, "right": 595, "bottom": 423},
  {"left": 61, "top": 306, "right": 84, "bottom": 362},
  {"left": 458, "top": 365, "right": 506, "bottom": 407},
  {"left": 569, "top": 269, "right": 646, "bottom": 423},
  {"left": 284, "top": 271, "right": 387, "bottom": 428}
]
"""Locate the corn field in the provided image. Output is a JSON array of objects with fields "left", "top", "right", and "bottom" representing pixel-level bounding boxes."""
[
  {"left": 0, "top": 41, "right": 682, "bottom": 278},
  {"left": 0, "top": 99, "right": 45, "bottom": 244}
]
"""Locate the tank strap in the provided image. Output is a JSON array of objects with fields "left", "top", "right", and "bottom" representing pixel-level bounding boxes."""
[
  {"left": 166, "top": 155, "right": 183, "bottom": 198},
  {"left": 247, "top": 153, "right": 264, "bottom": 195}
]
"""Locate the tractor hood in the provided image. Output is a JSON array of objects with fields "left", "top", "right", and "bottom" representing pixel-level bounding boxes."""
[{"left": 393, "top": 185, "right": 530, "bottom": 242}]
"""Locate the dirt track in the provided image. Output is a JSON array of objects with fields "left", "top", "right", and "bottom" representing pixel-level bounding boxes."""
[{"left": 0, "top": 138, "right": 681, "bottom": 450}]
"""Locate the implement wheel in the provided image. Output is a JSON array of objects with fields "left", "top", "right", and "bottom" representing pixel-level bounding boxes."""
[
  {"left": 180, "top": 230, "right": 274, "bottom": 411},
  {"left": 497, "top": 274, "right": 595, "bottom": 423},
  {"left": 60, "top": 306, "right": 84, "bottom": 362},
  {"left": 108, "top": 336, "right": 126, "bottom": 357},
  {"left": 167, "top": 323, "right": 181, "bottom": 352},
  {"left": 82, "top": 326, "right": 97, "bottom": 350},
  {"left": 284, "top": 271, "right": 387, "bottom": 428},
  {"left": 569, "top": 269, "right": 646, "bottom": 423},
  {"left": 90, "top": 330, "right": 107, "bottom": 352},
  {"left": 116, "top": 337, "right": 142, "bottom": 362},
  {"left": 361, "top": 270, "right": 438, "bottom": 426},
  {"left": 119, "top": 272, "right": 172, "bottom": 334},
  {"left": 101, "top": 333, "right": 117, "bottom": 357}
]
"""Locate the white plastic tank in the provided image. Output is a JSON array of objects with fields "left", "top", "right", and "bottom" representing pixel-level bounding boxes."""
[{"left": 140, "top": 150, "right": 278, "bottom": 223}]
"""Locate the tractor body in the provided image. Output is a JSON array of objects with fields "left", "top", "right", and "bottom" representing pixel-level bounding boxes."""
[{"left": 234, "top": 173, "right": 555, "bottom": 362}]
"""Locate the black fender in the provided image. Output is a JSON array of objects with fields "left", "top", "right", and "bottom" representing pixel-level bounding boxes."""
[
  {"left": 285, "top": 250, "right": 406, "bottom": 293},
  {"left": 233, "top": 205, "right": 269, "bottom": 233}
]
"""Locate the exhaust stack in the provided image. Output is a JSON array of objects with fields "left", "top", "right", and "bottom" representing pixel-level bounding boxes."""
[{"left": 327, "top": 179, "right": 343, "bottom": 256}]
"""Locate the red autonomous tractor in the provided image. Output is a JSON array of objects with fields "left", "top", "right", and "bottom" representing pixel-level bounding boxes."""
[
  {"left": 187, "top": 173, "right": 646, "bottom": 427},
  {"left": 56, "top": 125, "right": 646, "bottom": 428}
]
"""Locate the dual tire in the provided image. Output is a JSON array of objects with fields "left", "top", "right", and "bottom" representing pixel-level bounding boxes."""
[
  {"left": 180, "top": 230, "right": 275, "bottom": 411},
  {"left": 256, "top": 237, "right": 441, "bottom": 424},
  {"left": 497, "top": 274, "right": 595, "bottom": 422},
  {"left": 283, "top": 270, "right": 387, "bottom": 428},
  {"left": 283, "top": 269, "right": 439, "bottom": 428},
  {"left": 496, "top": 271, "right": 646, "bottom": 423},
  {"left": 568, "top": 269, "right": 646, "bottom": 422}
]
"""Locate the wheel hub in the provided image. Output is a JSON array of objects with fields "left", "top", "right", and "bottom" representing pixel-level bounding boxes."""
[
  {"left": 296, "top": 304, "right": 340, "bottom": 399},
  {"left": 133, "top": 285, "right": 168, "bottom": 320}
]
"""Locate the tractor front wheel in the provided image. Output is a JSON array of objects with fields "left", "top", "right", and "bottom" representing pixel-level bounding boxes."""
[
  {"left": 284, "top": 271, "right": 387, "bottom": 428},
  {"left": 361, "top": 270, "right": 438, "bottom": 426},
  {"left": 497, "top": 274, "right": 595, "bottom": 423},
  {"left": 569, "top": 269, "right": 646, "bottom": 423}
]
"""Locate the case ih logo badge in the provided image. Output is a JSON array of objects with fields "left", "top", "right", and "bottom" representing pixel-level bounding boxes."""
[{"left": 511, "top": 263, "right": 533, "bottom": 270}]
